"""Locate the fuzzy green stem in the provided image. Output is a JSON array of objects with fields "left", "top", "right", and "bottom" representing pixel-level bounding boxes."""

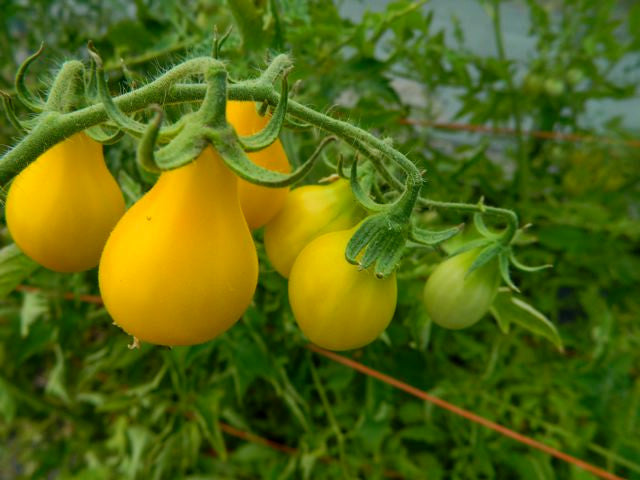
[
  {"left": 44, "top": 60, "right": 86, "bottom": 113},
  {"left": 0, "top": 62, "right": 221, "bottom": 184},
  {"left": 0, "top": 54, "right": 422, "bottom": 199},
  {"left": 419, "top": 198, "right": 519, "bottom": 245},
  {"left": 199, "top": 65, "right": 229, "bottom": 128}
]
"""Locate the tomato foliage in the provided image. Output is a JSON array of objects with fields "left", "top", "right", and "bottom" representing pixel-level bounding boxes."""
[{"left": 0, "top": 0, "right": 639, "bottom": 478}]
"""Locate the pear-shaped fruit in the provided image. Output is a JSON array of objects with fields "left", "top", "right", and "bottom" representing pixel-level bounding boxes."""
[
  {"left": 5, "top": 132, "right": 125, "bottom": 272},
  {"left": 264, "top": 179, "right": 363, "bottom": 278},
  {"left": 98, "top": 147, "right": 259, "bottom": 346},
  {"left": 288, "top": 228, "right": 397, "bottom": 351}
]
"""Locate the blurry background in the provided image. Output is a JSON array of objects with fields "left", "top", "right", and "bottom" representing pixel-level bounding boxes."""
[{"left": 1, "top": 1, "right": 639, "bottom": 478}]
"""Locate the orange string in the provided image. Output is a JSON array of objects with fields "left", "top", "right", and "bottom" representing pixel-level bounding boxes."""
[
  {"left": 218, "top": 421, "right": 404, "bottom": 478},
  {"left": 15, "top": 284, "right": 104, "bottom": 304},
  {"left": 218, "top": 421, "right": 298, "bottom": 455},
  {"left": 307, "top": 344, "right": 625, "bottom": 480},
  {"left": 400, "top": 119, "right": 640, "bottom": 148}
]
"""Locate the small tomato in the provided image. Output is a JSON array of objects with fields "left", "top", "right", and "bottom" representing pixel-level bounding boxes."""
[
  {"left": 264, "top": 178, "right": 363, "bottom": 278},
  {"left": 422, "top": 248, "right": 500, "bottom": 329},
  {"left": 522, "top": 73, "right": 544, "bottom": 95},
  {"left": 5, "top": 132, "right": 125, "bottom": 272},
  {"left": 227, "top": 100, "right": 290, "bottom": 230},
  {"left": 288, "top": 228, "right": 397, "bottom": 351},
  {"left": 543, "top": 78, "right": 565, "bottom": 98},
  {"left": 98, "top": 147, "right": 258, "bottom": 346}
]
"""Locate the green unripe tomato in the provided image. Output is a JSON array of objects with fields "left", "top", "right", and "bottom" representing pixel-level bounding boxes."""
[
  {"left": 543, "top": 78, "right": 565, "bottom": 97},
  {"left": 565, "top": 68, "right": 584, "bottom": 86},
  {"left": 422, "top": 248, "right": 500, "bottom": 329},
  {"left": 522, "top": 73, "right": 544, "bottom": 95}
]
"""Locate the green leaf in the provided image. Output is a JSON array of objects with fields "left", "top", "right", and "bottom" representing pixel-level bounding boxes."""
[
  {"left": 0, "top": 243, "right": 38, "bottom": 297},
  {"left": 473, "top": 213, "right": 499, "bottom": 239},
  {"left": 237, "top": 73, "right": 289, "bottom": 152},
  {"left": 447, "top": 237, "right": 492, "bottom": 257},
  {"left": 20, "top": 290, "right": 49, "bottom": 338},
  {"left": 509, "top": 250, "right": 553, "bottom": 273},
  {"left": 194, "top": 390, "right": 227, "bottom": 460},
  {"left": 491, "top": 292, "right": 563, "bottom": 351},
  {"left": 467, "top": 242, "right": 503, "bottom": 276},
  {"left": 410, "top": 224, "right": 463, "bottom": 246},
  {"left": 45, "top": 344, "right": 71, "bottom": 404},
  {"left": 0, "top": 377, "right": 17, "bottom": 422},
  {"left": 489, "top": 303, "right": 510, "bottom": 335},
  {"left": 124, "top": 426, "right": 151, "bottom": 480},
  {"left": 498, "top": 252, "right": 520, "bottom": 292}
]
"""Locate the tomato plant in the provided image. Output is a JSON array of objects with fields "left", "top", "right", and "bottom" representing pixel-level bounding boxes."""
[
  {"left": 422, "top": 248, "right": 501, "bottom": 329},
  {"left": 1, "top": 1, "right": 637, "bottom": 477},
  {"left": 5, "top": 132, "right": 124, "bottom": 272},
  {"left": 264, "top": 178, "right": 363, "bottom": 277},
  {"left": 288, "top": 228, "right": 397, "bottom": 351},
  {"left": 98, "top": 147, "right": 258, "bottom": 346}
]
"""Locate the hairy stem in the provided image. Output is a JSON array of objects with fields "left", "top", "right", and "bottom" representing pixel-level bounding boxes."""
[{"left": 419, "top": 198, "right": 519, "bottom": 245}]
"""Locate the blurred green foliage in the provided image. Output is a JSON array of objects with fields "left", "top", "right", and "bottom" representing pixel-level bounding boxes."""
[{"left": 1, "top": 0, "right": 639, "bottom": 478}]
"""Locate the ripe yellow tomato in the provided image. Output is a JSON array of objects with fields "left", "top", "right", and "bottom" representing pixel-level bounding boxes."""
[
  {"left": 98, "top": 147, "right": 258, "bottom": 346},
  {"left": 264, "top": 179, "right": 363, "bottom": 278},
  {"left": 422, "top": 248, "right": 500, "bottom": 329},
  {"left": 288, "top": 228, "right": 397, "bottom": 351},
  {"left": 227, "top": 100, "right": 290, "bottom": 230},
  {"left": 5, "top": 132, "right": 125, "bottom": 272}
]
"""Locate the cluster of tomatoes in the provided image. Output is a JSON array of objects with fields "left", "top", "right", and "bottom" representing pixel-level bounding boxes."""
[{"left": 5, "top": 101, "right": 500, "bottom": 351}]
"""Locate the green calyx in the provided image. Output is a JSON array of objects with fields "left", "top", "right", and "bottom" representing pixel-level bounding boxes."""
[
  {"left": 346, "top": 169, "right": 423, "bottom": 278},
  {"left": 15, "top": 42, "right": 45, "bottom": 112},
  {"left": 344, "top": 152, "right": 462, "bottom": 278},
  {"left": 236, "top": 70, "right": 290, "bottom": 152},
  {"left": 346, "top": 214, "right": 410, "bottom": 278}
]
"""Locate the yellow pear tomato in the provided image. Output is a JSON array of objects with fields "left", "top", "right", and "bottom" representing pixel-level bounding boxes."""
[
  {"left": 227, "top": 100, "right": 290, "bottom": 230},
  {"left": 264, "top": 179, "right": 363, "bottom": 278},
  {"left": 5, "top": 132, "right": 125, "bottom": 272},
  {"left": 422, "top": 248, "right": 500, "bottom": 329},
  {"left": 98, "top": 147, "right": 259, "bottom": 346},
  {"left": 288, "top": 228, "right": 397, "bottom": 351}
]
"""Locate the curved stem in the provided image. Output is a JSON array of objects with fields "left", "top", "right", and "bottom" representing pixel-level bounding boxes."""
[
  {"left": 350, "top": 138, "right": 405, "bottom": 191},
  {"left": 1, "top": 55, "right": 421, "bottom": 199},
  {"left": 0, "top": 92, "right": 28, "bottom": 134},
  {"left": 419, "top": 198, "right": 519, "bottom": 245},
  {"left": 15, "top": 42, "right": 45, "bottom": 112},
  {"left": 0, "top": 66, "right": 218, "bottom": 184},
  {"left": 137, "top": 105, "right": 164, "bottom": 173}
]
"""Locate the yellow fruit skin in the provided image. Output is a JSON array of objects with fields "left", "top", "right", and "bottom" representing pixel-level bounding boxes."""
[
  {"left": 288, "top": 229, "right": 397, "bottom": 351},
  {"left": 264, "top": 179, "right": 362, "bottom": 278},
  {"left": 5, "top": 132, "right": 125, "bottom": 273},
  {"left": 98, "top": 147, "right": 258, "bottom": 346},
  {"left": 227, "top": 100, "right": 290, "bottom": 230}
]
